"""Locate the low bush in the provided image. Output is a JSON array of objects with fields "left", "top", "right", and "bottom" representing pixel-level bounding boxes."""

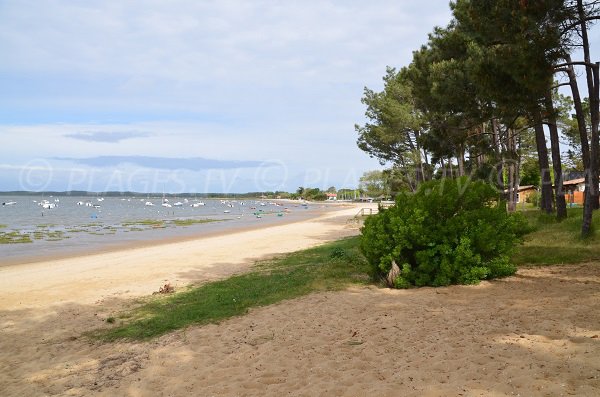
[{"left": 360, "top": 177, "right": 530, "bottom": 288}]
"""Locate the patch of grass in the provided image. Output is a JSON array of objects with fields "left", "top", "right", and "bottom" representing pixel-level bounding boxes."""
[
  {"left": 33, "top": 231, "right": 45, "bottom": 240},
  {"left": 122, "top": 219, "right": 164, "bottom": 227},
  {"left": 170, "top": 218, "right": 220, "bottom": 227},
  {"left": 0, "top": 224, "right": 7, "bottom": 229},
  {"left": 513, "top": 208, "right": 600, "bottom": 265},
  {"left": 36, "top": 224, "right": 56, "bottom": 228},
  {"left": 0, "top": 231, "right": 33, "bottom": 244},
  {"left": 93, "top": 237, "right": 369, "bottom": 341},
  {"left": 30, "top": 229, "right": 69, "bottom": 241}
]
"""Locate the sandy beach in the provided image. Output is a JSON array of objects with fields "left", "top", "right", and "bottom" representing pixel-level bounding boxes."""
[{"left": 1, "top": 202, "right": 600, "bottom": 396}]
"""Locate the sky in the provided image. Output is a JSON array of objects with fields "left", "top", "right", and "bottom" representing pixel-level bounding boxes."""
[{"left": 0, "top": 1, "right": 467, "bottom": 193}]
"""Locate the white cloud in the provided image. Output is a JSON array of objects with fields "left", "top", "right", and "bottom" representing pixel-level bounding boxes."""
[{"left": 0, "top": 0, "right": 452, "bottom": 192}]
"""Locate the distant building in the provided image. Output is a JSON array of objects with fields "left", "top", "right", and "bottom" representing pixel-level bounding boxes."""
[
  {"left": 326, "top": 193, "right": 337, "bottom": 201},
  {"left": 516, "top": 185, "right": 537, "bottom": 203},
  {"left": 505, "top": 185, "right": 537, "bottom": 203},
  {"left": 563, "top": 178, "right": 586, "bottom": 205}
]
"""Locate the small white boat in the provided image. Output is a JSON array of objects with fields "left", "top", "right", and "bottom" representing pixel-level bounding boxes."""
[
  {"left": 183, "top": 198, "right": 189, "bottom": 203},
  {"left": 223, "top": 210, "right": 231, "bottom": 213},
  {"left": 173, "top": 202, "right": 183, "bottom": 207},
  {"left": 39, "top": 200, "right": 56, "bottom": 209},
  {"left": 97, "top": 197, "right": 104, "bottom": 202},
  {"left": 54, "top": 198, "right": 60, "bottom": 202},
  {"left": 2, "top": 201, "right": 16, "bottom": 206},
  {"left": 162, "top": 203, "right": 172, "bottom": 208},
  {"left": 191, "top": 202, "right": 205, "bottom": 207},
  {"left": 77, "top": 201, "right": 84, "bottom": 206},
  {"left": 145, "top": 201, "right": 154, "bottom": 206},
  {"left": 85, "top": 202, "right": 93, "bottom": 207}
]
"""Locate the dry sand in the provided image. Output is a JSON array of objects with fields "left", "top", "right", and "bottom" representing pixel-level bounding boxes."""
[{"left": 1, "top": 203, "right": 600, "bottom": 396}]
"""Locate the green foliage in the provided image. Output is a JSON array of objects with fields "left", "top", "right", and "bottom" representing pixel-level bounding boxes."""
[
  {"left": 360, "top": 178, "right": 529, "bottom": 288},
  {"left": 359, "top": 170, "right": 387, "bottom": 198},
  {"left": 329, "top": 247, "right": 346, "bottom": 259},
  {"left": 355, "top": 67, "right": 425, "bottom": 165},
  {"left": 296, "top": 187, "right": 328, "bottom": 201},
  {"left": 520, "top": 155, "right": 541, "bottom": 187}
]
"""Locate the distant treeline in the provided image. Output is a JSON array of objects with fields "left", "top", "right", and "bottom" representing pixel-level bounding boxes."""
[
  {"left": 0, "top": 188, "right": 367, "bottom": 201},
  {"left": 0, "top": 190, "right": 291, "bottom": 199}
]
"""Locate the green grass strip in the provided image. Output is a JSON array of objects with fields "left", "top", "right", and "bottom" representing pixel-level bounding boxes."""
[
  {"left": 93, "top": 236, "right": 369, "bottom": 341},
  {"left": 513, "top": 207, "right": 600, "bottom": 265},
  {"left": 171, "top": 218, "right": 220, "bottom": 226}
]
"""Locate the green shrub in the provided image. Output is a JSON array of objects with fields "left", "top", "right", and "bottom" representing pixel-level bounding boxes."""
[
  {"left": 360, "top": 177, "right": 529, "bottom": 288},
  {"left": 330, "top": 247, "right": 346, "bottom": 259}
]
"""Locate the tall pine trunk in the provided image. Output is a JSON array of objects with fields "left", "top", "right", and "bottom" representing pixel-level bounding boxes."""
[
  {"left": 578, "top": 0, "right": 600, "bottom": 236},
  {"left": 533, "top": 111, "right": 554, "bottom": 214},
  {"left": 564, "top": 54, "right": 590, "bottom": 206},
  {"left": 491, "top": 119, "right": 504, "bottom": 190},
  {"left": 457, "top": 144, "right": 465, "bottom": 177},
  {"left": 582, "top": 63, "right": 600, "bottom": 236},
  {"left": 506, "top": 128, "right": 518, "bottom": 212},
  {"left": 545, "top": 92, "right": 567, "bottom": 220}
]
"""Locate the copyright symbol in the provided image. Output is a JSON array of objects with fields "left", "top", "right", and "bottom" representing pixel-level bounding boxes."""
[
  {"left": 19, "top": 159, "right": 53, "bottom": 192},
  {"left": 254, "top": 160, "right": 288, "bottom": 192}
]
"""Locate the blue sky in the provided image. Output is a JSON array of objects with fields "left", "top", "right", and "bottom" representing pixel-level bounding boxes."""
[{"left": 0, "top": 1, "right": 544, "bottom": 193}]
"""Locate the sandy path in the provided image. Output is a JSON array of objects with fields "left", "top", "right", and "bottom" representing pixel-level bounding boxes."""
[
  {"left": 1, "top": 204, "right": 600, "bottom": 396},
  {"left": 0, "top": 204, "right": 365, "bottom": 309},
  {"left": 2, "top": 265, "right": 599, "bottom": 396},
  {"left": 123, "top": 264, "right": 600, "bottom": 397}
]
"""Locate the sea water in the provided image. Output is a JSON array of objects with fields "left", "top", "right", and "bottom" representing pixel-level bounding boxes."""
[{"left": 0, "top": 195, "right": 322, "bottom": 265}]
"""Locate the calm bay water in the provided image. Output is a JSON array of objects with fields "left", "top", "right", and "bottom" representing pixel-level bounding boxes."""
[{"left": 0, "top": 195, "right": 322, "bottom": 265}]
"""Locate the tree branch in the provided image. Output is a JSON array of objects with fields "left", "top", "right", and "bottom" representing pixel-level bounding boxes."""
[
  {"left": 561, "top": 16, "right": 600, "bottom": 35},
  {"left": 551, "top": 82, "right": 572, "bottom": 89},
  {"left": 555, "top": 60, "right": 598, "bottom": 69}
]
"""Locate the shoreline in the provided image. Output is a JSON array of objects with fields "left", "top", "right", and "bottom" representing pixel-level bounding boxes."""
[
  {"left": 0, "top": 202, "right": 370, "bottom": 310},
  {"left": 0, "top": 200, "right": 360, "bottom": 268},
  {"left": 0, "top": 203, "right": 330, "bottom": 268}
]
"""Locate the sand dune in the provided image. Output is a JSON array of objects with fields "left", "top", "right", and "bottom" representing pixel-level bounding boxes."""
[{"left": 1, "top": 203, "right": 600, "bottom": 396}]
